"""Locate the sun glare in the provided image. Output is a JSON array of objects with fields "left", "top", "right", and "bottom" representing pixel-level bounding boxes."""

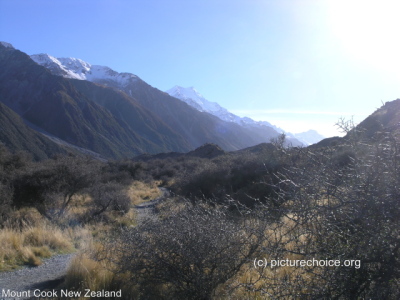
[{"left": 327, "top": 0, "right": 400, "bottom": 75}]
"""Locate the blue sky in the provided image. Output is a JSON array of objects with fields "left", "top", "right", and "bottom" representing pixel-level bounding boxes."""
[{"left": 1, "top": 0, "right": 400, "bottom": 137}]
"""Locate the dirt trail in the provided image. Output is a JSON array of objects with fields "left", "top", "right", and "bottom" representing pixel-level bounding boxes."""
[
  {"left": 0, "top": 253, "right": 74, "bottom": 299},
  {"left": 0, "top": 188, "right": 170, "bottom": 298},
  {"left": 135, "top": 187, "right": 170, "bottom": 223}
]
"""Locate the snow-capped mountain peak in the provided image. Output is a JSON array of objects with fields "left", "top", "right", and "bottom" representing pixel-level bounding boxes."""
[
  {"left": 166, "top": 86, "right": 282, "bottom": 130},
  {"left": 57, "top": 57, "right": 91, "bottom": 77},
  {"left": 31, "top": 54, "right": 138, "bottom": 87},
  {"left": 166, "top": 86, "right": 223, "bottom": 113},
  {"left": 292, "top": 130, "right": 325, "bottom": 146},
  {"left": 31, "top": 54, "right": 90, "bottom": 80},
  {"left": 0, "top": 41, "right": 15, "bottom": 49},
  {"left": 167, "top": 86, "right": 325, "bottom": 145}
]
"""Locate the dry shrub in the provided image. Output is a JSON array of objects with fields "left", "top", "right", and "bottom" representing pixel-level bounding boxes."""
[
  {"left": 111, "top": 209, "right": 137, "bottom": 228},
  {"left": 59, "top": 194, "right": 93, "bottom": 226},
  {"left": 214, "top": 213, "right": 321, "bottom": 299}
]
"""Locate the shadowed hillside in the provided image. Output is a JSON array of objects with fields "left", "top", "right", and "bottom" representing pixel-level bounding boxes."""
[{"left": 0, "top": 102, "right": 66, "bottom": 160}]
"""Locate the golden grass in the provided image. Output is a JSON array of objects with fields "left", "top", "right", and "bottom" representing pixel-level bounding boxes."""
[
  {"left": 0, "top": 179, "right": 163, "bottom": 280},
  {"left": 63, "top": 241, "right": 137, "bottom": 299},
  {"left": 112, "top": 209, "right": 137, "bottom": 228},
  {"left": 4, "top": 207, "right": 45, "bottom": 228},
  {"left": 63, "top": 194, "right": 92, "bottom": 220},
  {"left": 64, "top": 252, "right": 115, "bottom": 291},
  {"left": 0, "top": 225, "right": 75, "bottom": 271},
  {"left": 0, "top": 207, "right": 93, "bottom": 271},
  {"left": 23, "top": 226, "right": 73, "bottom": 251},
  {"left": 127, "top": 180, "right": 161, "bottom": 205}
]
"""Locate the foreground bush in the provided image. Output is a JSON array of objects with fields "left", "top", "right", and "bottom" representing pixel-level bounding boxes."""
[
  {"left": 241, "top": 133, "right": 400, "bottom": 299},
  {"left": 66, "top": 200, "right": 268, "bottom": 300}
]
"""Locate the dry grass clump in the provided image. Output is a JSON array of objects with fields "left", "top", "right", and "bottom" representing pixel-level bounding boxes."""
[
  {"left": 64, "top": 252, "right": 114, "bottom": 291},
  {"left": 127, "top": 180, "right": 161, "bottom": 205},
  {"left": 0, "top": 225, "right": 74, "bottom": 271},
  {"left": 60, "top": 194, "right": 93, "bottom": 225},
  {"left": 110, "top": 209, "right": 137, "bottom": 228},
  {"left": 3, "top": 207, "right": 45, "bottom": 228},
  {"left": 0, "top": 226, "right": 94, "bottom": 272},
  {"left": 23, "top": 226, "right": 73, "bottom": 251},
  {"left": 0, "top": 207, "right": 91, "bottom": 271},
  {"left": 63, "top": 242, "right": 136, "bottom": 299}
]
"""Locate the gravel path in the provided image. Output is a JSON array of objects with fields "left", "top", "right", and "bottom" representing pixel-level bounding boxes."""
[
  {"left": 135, "top": 187, "right": 170, "bottom": 223},
  {"left": 0, "top": 188, "right": 169, "bottom": 299},
  {"left": 0, "top": 253, "right": 74, "bottom": 299}
]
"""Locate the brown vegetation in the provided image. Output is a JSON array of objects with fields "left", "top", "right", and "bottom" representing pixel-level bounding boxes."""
[{"left": 1, "top": 121, "right": 400, "bottom": 299}]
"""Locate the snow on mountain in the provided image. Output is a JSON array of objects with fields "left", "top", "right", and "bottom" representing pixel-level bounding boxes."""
[
  {"left": 166, "top": 86, "right": 222, "bottom": 113},
  {"left": 166, "top": 86, "right": 325, "bottom": 145},
  {"left": 166, "top": 86, "right": 283, "bottom": 131},
  {"left": 29, "top": 50, "right": 324, "bottom": 147},
  {"left": 293, "top": 130, "right": 325, "bottom": 146},
  {"left": 30, "top": 54, "right": 138, "bottom": 87},
  {"left": 0, "top": 41, "right": 14, "bottom": 49}
]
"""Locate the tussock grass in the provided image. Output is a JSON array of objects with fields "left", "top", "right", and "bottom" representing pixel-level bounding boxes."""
[
  {"left": 24, "top": 226, "right": 73, "bottom": 251},
  {"left": 4, "top": 207, "right": 44, "bottom": 228},
  {"left": 127, "top": 180, "right": 161, "bottom": 205},
  {"left": 0, "top": 208, "right": 91, "bottom": 271},
  {"left": 62, "top": 194, "right": 92, "bottom": 223},
  {"left": 64, "top": 252, "right": 115, "bottom": 291},
  {"left": 63, "top": 241, "right": 137, "bottom": 299},
  {"left": 111, "top": 209, "right": 137, "bottom": 227},
  {"left": 0, "top": 225, "right": 74, "bottom": 271}
]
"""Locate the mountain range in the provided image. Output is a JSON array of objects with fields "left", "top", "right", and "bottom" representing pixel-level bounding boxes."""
[
  {"left": 0, "top": 42, "right": 305, "bottom": 159},
  {"left": 165, "top": 86, "right": 325, "bottom": 145},
  {"left": 1, "top": 41, "right": 400, "bottom": 160},
  {"left": 29, "top": 52, "right": 310, "bottom": 147}
]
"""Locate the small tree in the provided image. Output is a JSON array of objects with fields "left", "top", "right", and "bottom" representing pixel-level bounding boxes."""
[{"left": 12, "top": 155, "right": 99, "bottom": 220}]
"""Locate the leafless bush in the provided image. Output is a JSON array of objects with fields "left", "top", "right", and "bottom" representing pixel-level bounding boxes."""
[
  {"left": 244, "top": 132, "right": 400, "bottom": 299},
  {"left": 87, "top": 182, "right": 131, "bottom": 221},
  {"left": 102, "top": 200, "right": 267, "bottom": 300}
]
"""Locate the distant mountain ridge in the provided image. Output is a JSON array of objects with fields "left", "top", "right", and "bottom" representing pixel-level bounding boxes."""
[
  {"left": 30, "top": 54, "right": 139, "bottom": 89},
  {"left": 28, "top": 48, "right": 305, "bottom": 149},
  {"left": 29, "top": 54, "right": 304, "bottom": 145},
  {"left": 3, "top": 41, "right": 400, "bottom": 160},
  {"left": 0, "top": 41, "right": 306, "bottom": 159},
  {"left": 293, "top": 130, "right": 325, "bottom": 146},
  {"left": 166, "top": 86, "right": 324, "bottom": 145},
  {"left": 166, "top": 86, "right": 282, "bottom": 131},
  {"left": 0, "top": 43, "right": 192, "bottom": 158}
]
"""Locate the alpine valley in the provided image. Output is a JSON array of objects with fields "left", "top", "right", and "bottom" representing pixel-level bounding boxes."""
[{"left": 0, "top": 42, "right": 318, "bottom": 160}]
